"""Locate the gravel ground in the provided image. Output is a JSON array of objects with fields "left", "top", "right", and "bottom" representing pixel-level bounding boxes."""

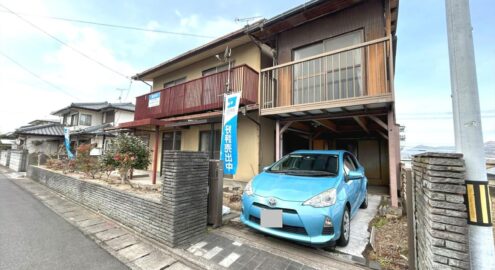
[{"left": 365, "top": 215, "right": 408, "bottom": 270}]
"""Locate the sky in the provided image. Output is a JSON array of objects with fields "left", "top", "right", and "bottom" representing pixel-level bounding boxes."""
[{"left": 0, "top": 0, "right": 493, "bottom": 147}]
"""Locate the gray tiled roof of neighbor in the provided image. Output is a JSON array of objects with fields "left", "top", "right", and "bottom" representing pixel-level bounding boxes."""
[
  {"left": 51, "top": 102, "right": 135, "bottom": 115},
  {"left": 71, "top": 123, "right": 114, "bottom": 135},
  {"left": 15, "top": 123, "right": 64, "bottom": 137}
]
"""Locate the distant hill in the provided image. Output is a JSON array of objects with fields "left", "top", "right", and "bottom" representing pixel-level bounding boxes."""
[
  {"left": 485, "top": 141, "right": 495, "bottom": 158},
  {"left": 401, "top": 142, "right": 495, "bottom": 160}
]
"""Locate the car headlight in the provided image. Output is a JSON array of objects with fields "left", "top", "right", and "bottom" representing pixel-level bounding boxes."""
[
  {"left": 303, "top": 189, "right": 337, "bottom": 207},
  {"left": 244, "top": 180, "right": 254, "bottom": 196}
]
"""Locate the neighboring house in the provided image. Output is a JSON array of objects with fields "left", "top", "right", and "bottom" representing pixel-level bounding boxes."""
[
  {"left": 122, "top": 0, "right": 400, "bottom": 206},
  {"left": 13, "top": 120, "right": 65, "bottom": 155},
  {"left": 51, "top": 102, "right": 135, "bottom": 154}
]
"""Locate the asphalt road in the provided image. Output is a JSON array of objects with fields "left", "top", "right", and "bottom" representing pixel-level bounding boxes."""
[{"left": 0, "top": 173, "right": 128, "bottom": 270}]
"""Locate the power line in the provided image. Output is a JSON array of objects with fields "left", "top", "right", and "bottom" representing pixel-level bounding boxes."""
[
  {"left": 0, "top": 50, "right": 81, "bottom": 101},
  {"left": 0, "top": 3, "right": 130, "bottom": 80},
  {"left": 0, "top": 9, "right": 215, "bottom": 39}
]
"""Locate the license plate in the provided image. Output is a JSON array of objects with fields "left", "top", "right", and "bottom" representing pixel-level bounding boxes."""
[{"left": 260, "top": 209, "right": 282, "bottom": 228}]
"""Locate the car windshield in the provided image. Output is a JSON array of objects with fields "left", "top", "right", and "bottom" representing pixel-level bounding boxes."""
[{"left": 267, "top": 154, "right": 339, "bottom": 177}]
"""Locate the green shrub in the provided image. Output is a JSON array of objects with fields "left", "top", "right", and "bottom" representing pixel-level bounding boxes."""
[{"left": 101, "top": 134, "right": 151, "bottom": 183}]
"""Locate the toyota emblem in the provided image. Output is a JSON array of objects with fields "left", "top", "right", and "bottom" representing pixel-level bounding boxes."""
[{"left": 268, "top": 197, "right": 277, "bottom": 206}]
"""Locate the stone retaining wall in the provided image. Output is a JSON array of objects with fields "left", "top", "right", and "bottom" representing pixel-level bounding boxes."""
[
  {"left": 412, "top": 152, "right": 470, "bottom": 269},
  {"left": 9, "top": 150, "right": 27, "bottom": 172},
  {"left": 0, "top": 150, "right": 10, "bottom": 167},
  {"left": 28, "top": 150, "right": 210, "bottom": 247}
]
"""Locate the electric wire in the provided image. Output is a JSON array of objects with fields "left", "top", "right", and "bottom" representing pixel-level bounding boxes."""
[
  {"left": 0, "top": 9, "right": 215, "bottom": 38},
  {"left": 0, "top": 50, "right": 81, "bottom": 100},
  {"left": 0, "top": 3, "right": 130, "bottom": 80}
]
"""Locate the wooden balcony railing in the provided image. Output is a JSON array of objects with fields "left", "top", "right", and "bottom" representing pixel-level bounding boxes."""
[
  {"left": 260, "top": 37, "right": 393, "bottom": 115},
  {"left": 134, "top": 65, "right": 258, "bottom": 120}
]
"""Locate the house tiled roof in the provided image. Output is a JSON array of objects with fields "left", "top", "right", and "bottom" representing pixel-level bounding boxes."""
[
  {"left": 51, "top": 102, "right": 135, "bottom": 115},
  {"left": 71, "top": 123, "right": 114, "bottom": 136},
  {"left": 15, "top": 123, "right": 64, "bottom": 137}
]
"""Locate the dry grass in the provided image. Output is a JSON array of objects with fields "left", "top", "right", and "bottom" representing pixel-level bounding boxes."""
[
  {"left": 365, "top": 215, "right": 409, "bottom": 270},
  {"left": 492, "top": 195, "right": 495, "bottom": 245}
]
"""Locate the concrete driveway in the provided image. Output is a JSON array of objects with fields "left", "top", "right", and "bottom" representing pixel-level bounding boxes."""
[{"left": 184, "top": 194, "right": 381, "bottom": 269}]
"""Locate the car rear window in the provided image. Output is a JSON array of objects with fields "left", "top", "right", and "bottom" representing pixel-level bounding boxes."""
[{"left": 268, "top": 154, "right": 339, "bottom": 176}]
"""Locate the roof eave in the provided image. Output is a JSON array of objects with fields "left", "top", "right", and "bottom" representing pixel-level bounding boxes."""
[{"left": 131, "top": 23, "right": 264, "bottom": 81}]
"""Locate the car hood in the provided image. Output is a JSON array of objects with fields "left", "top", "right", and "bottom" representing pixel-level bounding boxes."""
[{"left": 251, "top": 172, "right": 341, "bottom": 202}]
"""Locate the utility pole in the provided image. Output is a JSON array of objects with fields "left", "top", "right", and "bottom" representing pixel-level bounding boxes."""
[{"left": 445, "top": 1, "right": 495, "bottom": 269}]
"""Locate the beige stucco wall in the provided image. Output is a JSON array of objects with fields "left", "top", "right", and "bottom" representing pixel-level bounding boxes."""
[
  {"left": 141, "top": 112, "right": 274, "bottom": 182},
  {"left": 259, "top": 116, "right": 276, "bottom": 169},
  {"left": 152, "top": 42, "right": 261, "bottom": 91}
]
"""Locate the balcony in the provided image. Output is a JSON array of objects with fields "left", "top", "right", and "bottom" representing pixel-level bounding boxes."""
[
  {"left": 134, "top": 65, "right": 259, "bottom": 120},
  {"left": 260, "top": 37, "right": 394, "bottom": 116}
]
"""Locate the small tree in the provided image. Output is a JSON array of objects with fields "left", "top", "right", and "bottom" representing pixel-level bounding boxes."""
[
  {"left": 101, "top": 134, "right": 151, "bottom": 184},
  {"left": 76, "top": 144, "right": 101, "bottom": 179}
]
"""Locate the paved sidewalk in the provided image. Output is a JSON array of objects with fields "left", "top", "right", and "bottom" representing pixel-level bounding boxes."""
[
  {"left": 5, "top": 171, "right": 198, "bottom": 270},
  {"left": 3, "top": 166, "right": 375, "bottom": 270}
]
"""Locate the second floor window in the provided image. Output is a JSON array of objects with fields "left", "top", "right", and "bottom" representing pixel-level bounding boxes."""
[
  {"left": 79, "top": 114, "right": 92, "bottom": 126},
  {"left": 70, "top": 114, "right": 78, "bottom": 126},
  {"left": 293, "top": 30, "right": 364, "bottom": 104},
  {"left": 104, "top": 111, "right": 115, "bottom": 124},
  {"left": 202, "top": 63, "right": 230, "bottom": 77},
  {"left": 163, "top": 77, "right": 186, "bottom": 88}
]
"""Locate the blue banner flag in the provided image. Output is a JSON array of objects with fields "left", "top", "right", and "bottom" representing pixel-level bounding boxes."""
[
  {"left": 63, "top": 127, "right": 75, "bottom": 160},
  {"left": 220, "top": 92, "right": 241, "bottom": 175}
]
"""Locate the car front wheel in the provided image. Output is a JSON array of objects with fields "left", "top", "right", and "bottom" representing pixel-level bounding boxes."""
[
  {"left": 337, "top": 207, "right": 350, "bottom": 247},
  {"left": 360, "top": 189, "right": 368, "bottom": 209}
]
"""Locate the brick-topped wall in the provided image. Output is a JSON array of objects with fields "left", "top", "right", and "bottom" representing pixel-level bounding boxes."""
[
  {"left": 28, "top": 150, "right": 210, "bottom": 247},
  {"left": 161, "top": 151, "right": 209, "bottom": 246},
  {"left": 412, "top": 152, "right": 470, "bottom": 269}
]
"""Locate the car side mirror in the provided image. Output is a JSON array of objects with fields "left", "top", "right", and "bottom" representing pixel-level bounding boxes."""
[
  {"left": 347, "top": 170, "right": 363, "bottom": 180},
  {"left": 262, "top": 166, "right": 270, "bottom": 172}
]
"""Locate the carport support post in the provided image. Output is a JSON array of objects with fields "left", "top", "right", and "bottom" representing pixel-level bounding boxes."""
[
  {"left": 275, "top": 120, "right": 280, "bottom": 160},
  {"left": 152, "top": 125, "right": 159, "bottom": 185},
  {"left": 387, "top": 109, "right": 399, "bottom": 207}
]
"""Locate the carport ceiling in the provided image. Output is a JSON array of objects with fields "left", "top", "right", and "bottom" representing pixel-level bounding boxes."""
[{"left": 281, "top": 114, "right": 389, "bottom": 140}]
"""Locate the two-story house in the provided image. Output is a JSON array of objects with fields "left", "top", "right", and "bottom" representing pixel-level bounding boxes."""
[
  {"left": 250, "top": 0, "right": 400, "bottom": 206},
  {"left": 121, "top": 26, "right": 275, "bottom": 185},
  {"left": 51, "top": 102, "right": 135, "bottom": 154},
  {"left": 123, "top": 0, "right": 400, "bottom": 206}
]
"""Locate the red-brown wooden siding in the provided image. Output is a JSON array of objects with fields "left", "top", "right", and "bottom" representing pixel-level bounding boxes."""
[{"left": 134, "top": 65, "right": 258, "bottom": 120}]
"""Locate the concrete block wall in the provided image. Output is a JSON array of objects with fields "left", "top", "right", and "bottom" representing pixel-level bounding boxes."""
[
  {"left": 161, "top": 151, "right": 209, "bottom": 246},
  {"left": 28, "top": 150, "right": 210, "bottom": 248},
  {"left": 9, "top": 150, "right": 27, "bottom": 172},
  {"left": 412, "top": 152, "right": 470, "bottom": 270},
  {"left": 0, "top": 150, "right": 10, "bottom": 167}
]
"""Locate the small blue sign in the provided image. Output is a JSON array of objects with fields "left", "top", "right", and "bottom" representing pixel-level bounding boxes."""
[{"left": 148, "top": 92, "right": 161, "bottom": 107}]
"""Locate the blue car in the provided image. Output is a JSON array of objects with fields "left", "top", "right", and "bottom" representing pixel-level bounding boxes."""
[{"left": 240, "top": 150, "right": 368, "bottom": 248}]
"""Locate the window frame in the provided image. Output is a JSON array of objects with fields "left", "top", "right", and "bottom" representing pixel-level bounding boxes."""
[
  {"left": 79, "top": 114, "right": 92, "bottom": 126},
  {"left": 163, "top": 77, "right": 187, "bottom": 89},
  {"left": 199, "top": 129, "right": 221, "bottom": 159},
  {"left": 201, "top": 63, "right": 232, "bottom": 77}
]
